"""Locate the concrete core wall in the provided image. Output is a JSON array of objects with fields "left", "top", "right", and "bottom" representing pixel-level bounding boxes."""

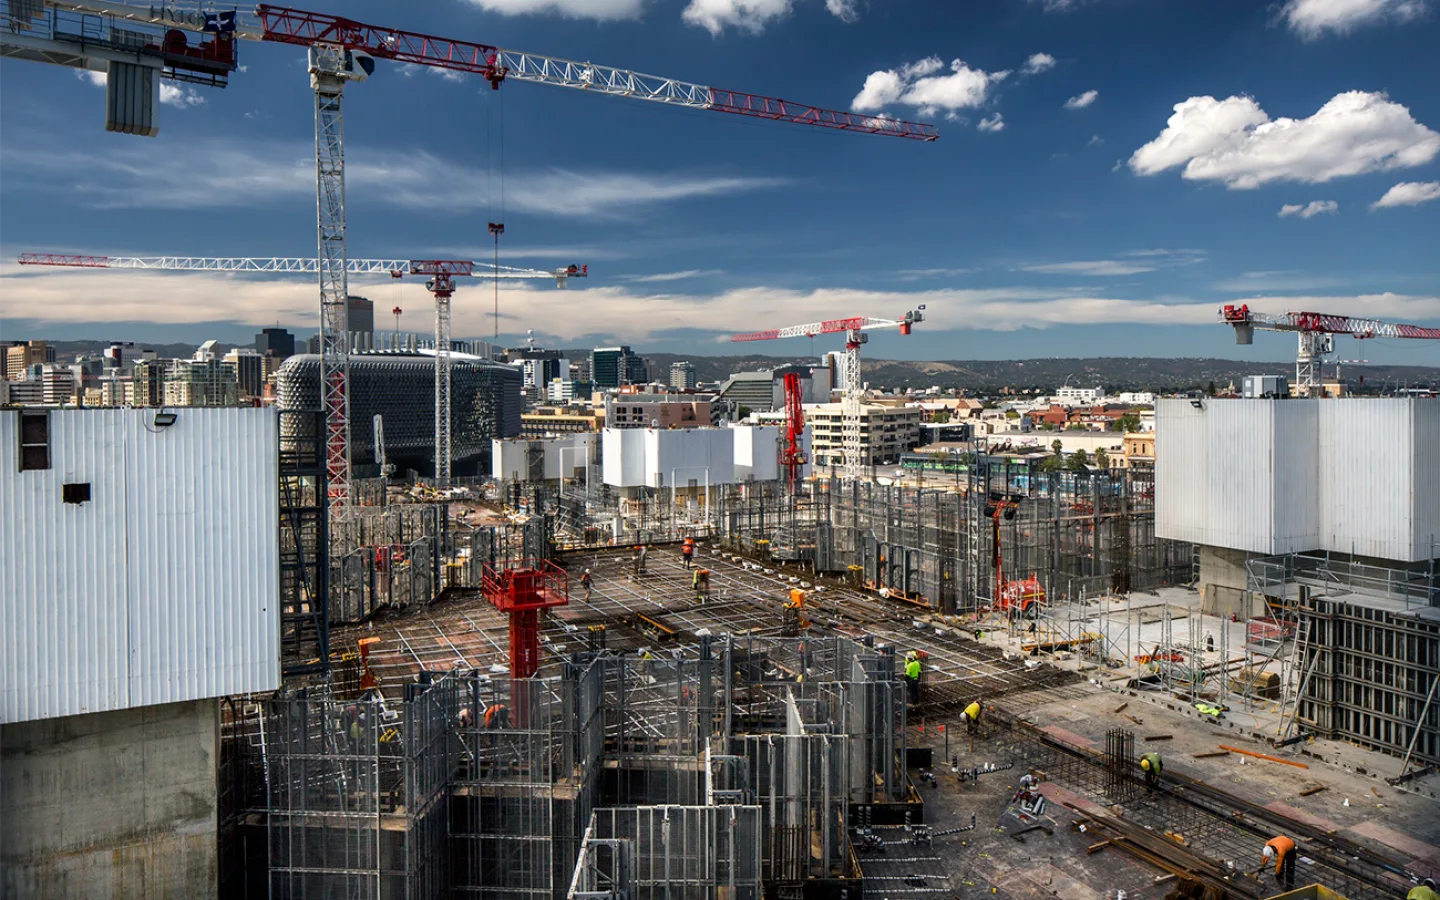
[
  {"left": 1, "top": 699, "right": 218, "bottom": 900},
  {"left": 1197, "top": 544, "right": 1266, "bottom": 618}
]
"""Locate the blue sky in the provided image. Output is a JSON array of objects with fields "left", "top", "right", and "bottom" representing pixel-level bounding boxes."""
[{"left": 2, "top": 0, "right": 1439, "bottom": 368}]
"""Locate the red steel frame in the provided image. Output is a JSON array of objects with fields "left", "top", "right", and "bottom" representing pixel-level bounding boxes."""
[{"left": 480, "top": 560, "right": 569, "bottom": 679}]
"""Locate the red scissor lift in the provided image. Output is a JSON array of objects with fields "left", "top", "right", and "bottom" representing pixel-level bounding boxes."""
[{"left": 480, "top": 561, "right": 570, "bottom": 680}]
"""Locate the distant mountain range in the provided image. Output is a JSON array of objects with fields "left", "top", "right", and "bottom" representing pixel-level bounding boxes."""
[
  {"left": 38, "top": 340, "right": 1439, "bottom": 393},
  {"left": 629, "top": 352, "right": 1440, "bottom": 394}
]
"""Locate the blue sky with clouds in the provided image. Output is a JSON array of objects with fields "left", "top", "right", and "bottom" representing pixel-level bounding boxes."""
[{"left": 2, "top": 0, "right": 1438, "bottom": 368}]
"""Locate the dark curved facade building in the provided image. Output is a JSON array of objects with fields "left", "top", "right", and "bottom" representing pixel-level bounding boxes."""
[{"left": 276, "top": 353, "right": 522, "bottom": 475}]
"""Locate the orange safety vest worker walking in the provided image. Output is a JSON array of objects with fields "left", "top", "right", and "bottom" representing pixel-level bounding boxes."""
[
  {"left": 1261, "top": 835, "right": 1296, "bottom": 890},
  {"left": 580, "top": 569, "right": 593, "bottom": 599},
  {"left": 682, "top": 538, "right": 695, "bottom": 568}
]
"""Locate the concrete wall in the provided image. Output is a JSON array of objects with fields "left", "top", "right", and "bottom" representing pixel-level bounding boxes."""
[
  {"left": 1, "top": 699, "right": 218, "bottom": 899},
  {"left": 1196, "top": 545, "right": 1267, "bottom": 618}
]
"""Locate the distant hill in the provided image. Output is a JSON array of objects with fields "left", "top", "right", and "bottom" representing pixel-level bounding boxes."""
[
  {"left": 37, "top": 340, "right": 1438, "bottom": 394},
  {"left": 627, "top": 353, "right": 1440, "bottom": 394}
]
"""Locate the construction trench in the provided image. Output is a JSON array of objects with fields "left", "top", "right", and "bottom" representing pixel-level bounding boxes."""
[{"left": 234, "top": 496, "right": 1440, "bottom": 900}]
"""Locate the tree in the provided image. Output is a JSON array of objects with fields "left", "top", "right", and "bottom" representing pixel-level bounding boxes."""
[
  {"left": 1039, "top": 454, "right": 1065, "bottom": 472},
  {"left": 932, "top": 410, "right": 951, "bottom": 423},
  {"left": 1051, "top": 439, "right": 1063, "bottom": 456},
  {"left": 1069, "top": 449, "right": 1090, "bottom": 472},
  {"left": 1005, "top": 409, "right": 1020, "bottom": 420},
  {"left": 1094, "top": 448, "right": 1109, "bottom": 469},
  {"left": 1066, "top": 422, "right": 1086, "bottom": 431},
  {"left": 1115, "top": 412, "right": 1142, "bottom": 434},
  {"left": 1207, "top": 380, "right": 1218, "bottom": 397}
]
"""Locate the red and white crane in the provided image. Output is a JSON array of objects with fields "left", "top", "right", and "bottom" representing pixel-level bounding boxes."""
[
  {"left": 19, "top": 252, "right": 585, "bottom": 484},
  {"left": 781, "top": 371, "right": 806, "bottom": 489},
  {"left": 6, "top": 1, "right": 936, "bottom": 515},
  {"left": 733, "top": 310, "right": 924, "bottom": 481},
  {"left": 1220, "top": 304, "right": 1440, "bottom": 395}
]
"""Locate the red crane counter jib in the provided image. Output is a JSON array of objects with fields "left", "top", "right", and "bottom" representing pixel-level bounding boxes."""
[
  {"left": 481, "top": 561, "right": 569, "bottom": 679},
  {"left": 1220, "top": 304, "right": 1440, "bottom": 340}
]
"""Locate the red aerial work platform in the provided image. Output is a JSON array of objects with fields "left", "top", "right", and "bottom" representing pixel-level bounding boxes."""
[{"left": 480, "top": 561, "right": 569, "bottom": 679}]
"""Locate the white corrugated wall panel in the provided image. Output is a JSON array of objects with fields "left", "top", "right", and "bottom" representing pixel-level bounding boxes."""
[
  {"left": 1270, "top": 401, "right": 1320, "bottom": 554},
  {"left": 124, "top": 409, "right": 279, "bottom": 709},
  {"left": 1155, "top": 400, "right": 1210, "bottom": 543},
  {"left": 1206, "top": 400, "right": 1280, "bottom": 554},
  {"left": 1, "top": 408, "right": 280, "bottom": 724},
  {"left": 1412, "top": 400, "right": 1440, "bottom": 561},
  {"left": 1320, "top": 400, "right": 1407, "bottom": 560}
]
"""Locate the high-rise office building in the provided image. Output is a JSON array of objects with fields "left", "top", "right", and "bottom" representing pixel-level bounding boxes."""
[
  {"left": 255, "top": 327, "right": 296, "bottom": 360},
  {"left": 347, "top": 296, "right": 375, "bottom": 337},
  {"left": 223, "top": 348, "right": 265, "bottom": 401},
  {"left": 591, "top": 347, "right": 631, "bottom": 390},
  {"left": 670, "top": 361, "right": 697, "bottom": 390}
]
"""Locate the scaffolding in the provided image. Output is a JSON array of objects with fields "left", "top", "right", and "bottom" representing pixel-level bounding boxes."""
[{"left": 567, "top": 806, "right": 763, "bottom": 900}]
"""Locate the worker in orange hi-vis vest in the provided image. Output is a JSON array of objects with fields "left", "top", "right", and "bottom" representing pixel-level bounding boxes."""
[
  {"left": 682, "top": 537, "right": 695, "bottom": 569},
  {"left": 1260, "top": 835, "right": 1296, "bottom": 890}
]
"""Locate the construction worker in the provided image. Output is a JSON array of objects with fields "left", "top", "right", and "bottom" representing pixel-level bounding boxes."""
[
  {"left": 682, "top": 537, "right": 695, "bottom": 569},
  {"left": 1409, "top": 877, "right": 1440, "bottom": 900},
  {"left": 693, "top": 568, "right": 710, "bottom": 603},
  {"left": 484, "top": 702, "right": 510, "bottom": 730},
  {"left": 456, "top": 706, "right": 474, "bottom": 729},
  {"left": 580, "top": 568, "right": 593, "bottom": 600},
  {"left": 1261, "top": 835, "right": 1297, "bottom": 890},
  {"left": 904, "top": 651, "right": 923, "bottom": 704},
  {"left": 1140, "top": 751, "right": 1163, "bottom": 788},
  {"left": 633, "top": 544, "right": 648, "bottom": 576},
  {"left": 963, "top": 700, "right": 983, "bottom": 735}
]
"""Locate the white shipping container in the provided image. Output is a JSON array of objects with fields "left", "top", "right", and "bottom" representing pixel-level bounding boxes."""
[{"left": 1, "top": 408, "right": 281, "bottom": 723}]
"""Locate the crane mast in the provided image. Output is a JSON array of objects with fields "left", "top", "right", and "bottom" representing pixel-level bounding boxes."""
[
  {"left": 733, "top": 309, "right": 923, "bottom": 481},
  {"left": 1220, "top": 304, "right": 1440, "bottom": 395}
]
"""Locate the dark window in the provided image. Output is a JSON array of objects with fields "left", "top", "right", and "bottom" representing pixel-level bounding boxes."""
[
  {"left": 62, "top": 483, "right": 91, "bottom": 504},
  {"left": 19, "top": 411, "right": 50, "bottom": 471}
]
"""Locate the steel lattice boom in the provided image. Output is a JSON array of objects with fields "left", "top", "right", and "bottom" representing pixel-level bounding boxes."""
[
  {"left": 17, "top": 252, "right": 585, "bottom": 283},
  {"left": 255, "top": 6, "right": 938, "bottom": 140}
]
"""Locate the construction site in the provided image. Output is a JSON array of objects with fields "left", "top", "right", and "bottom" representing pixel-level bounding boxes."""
[{"left": 4, "top": 2, "right": 1440, "bottom": 900}]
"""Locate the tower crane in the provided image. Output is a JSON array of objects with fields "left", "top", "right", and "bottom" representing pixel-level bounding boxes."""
[
  {"left": 1220, "top": 304, "right": 1440, "bottom": 396},
  {"left": 8, "top": 2, "right": 937, "bottom": 517},
  {"left": 733, "top": 309, "right": 924, "bottom": 481},
  {"left": 19, "top": 251, "right": 585, "bottom": 485}
]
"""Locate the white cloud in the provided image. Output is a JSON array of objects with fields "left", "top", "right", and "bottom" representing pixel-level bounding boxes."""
[
  {"left": 1021, "top": 52, "right": 1056, "bottom": 75},
  {"left": 75, "top": 69, "right": 205, "bottom": 107},
  {"left": 1031, "top": 0, "right": 1089, "bottom": 9},
  {"left": 895, "top": 267, "right": 979, "bottom": 280},
  {"left": 1282, "top": 0, "right": 1427, "bottom": 37},
  {"left": 1371, "top": 180, "right": 1440, "bottom": 208},
  {"left": 1020, "top": 260, "right": 1157, "bottom": 276},
  {"left": 11, "top": 268, "right": 1435, "bottom": 341},
  {"left": 1064, "top": 89, "right": 1098, "bottom": 110},
  {"left": 1088, "top": 134, "right": 1104, "bottom": 146},
  {"left": 851, "top": 57, "right": 1008, "bottom": 116},
  {"left": 682, "top": 0, "right": 792, "bottom": 34},
  {"left": 1278, "top": 200, "right": 1339, "bottom": 218},
  {"left": 5, "top": 138, "right": 785, "bottom": 218},
  {"left": 1129, "top": 91, "right": 1440, "bottom": 189},
  {"left": 825, "top": 0, "right": 859, "bottom": 21},
  {"left": 1213, "top": 271, "right": 1349, "bottom": 292},
  {"left": 977, "top": 113, "right": 1005, "bottom": 132},
  {"left": 624, "top": 269, "right": 723, "bottom": 282},
  {"left": 460, "top": 0, "right": 643, "bottom": 20},
  {"left": 427, "top": 67, "right": 467, "bottom": 84}
]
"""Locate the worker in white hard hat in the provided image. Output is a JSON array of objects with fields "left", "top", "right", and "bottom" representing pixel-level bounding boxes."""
[{"left": 580, "top": 568, "right": 593, "bottom": 600}]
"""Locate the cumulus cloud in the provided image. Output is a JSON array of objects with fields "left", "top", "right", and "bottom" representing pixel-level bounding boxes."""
[
  {"left": 825, "top": 0, "right": 859, "bottom": 21},
  {"left": 75, "top": 69, "right": 206, "bottom": 107},
  {"left": 4, "top": 138, "right": 785, "bottom": 218},
  {"left": 1282, "top": 0, "right": 1428, "bottom": 37},
  {"left": 9, "top": 269, "right": 1436, "bottom": 342},
  {"left": 460, "top": 0, "right": 643, "bottom": 19},
  {"left": 1128, "top": 91, "right": 1440, "bottom": 189},
  {"left": 851, "top": 56, "right": 1008, "bottom": 117},
  {"left": 977, "top": 113, "right": 1005, "bottom": 132},
  {"left": 682, "top": 0, "right": 792, "bottom": 34},
  {"left": 1065, "top": 89, "right": 1098, "bottom": 110},
  {"left": 623, "top": 269, "right": 723, "bottom": 283},
  {"left": 1021, "top": 52, "right": 1056, "bottom": 75},
  {"left": 1020, "top": 260, "right": 1158, "bottom": 276},
  {"left": 1278, "top": 200, "right": 1339, "bottom": 218},
  {"left": 1371, "top": 180, "right": 1440, "bottom": 208}
]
